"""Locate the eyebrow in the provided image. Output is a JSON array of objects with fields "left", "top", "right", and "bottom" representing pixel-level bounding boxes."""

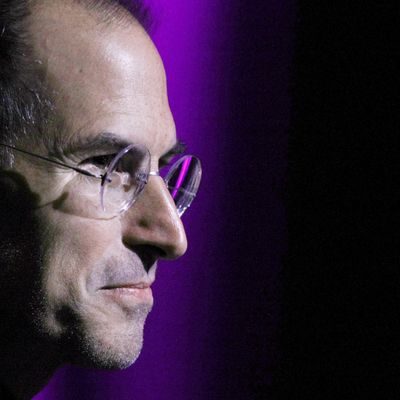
[
  {"left": 62, "top": 132, "right": 131, "bottom": 154},
  {"left": 159, "top": 140, "right": 187, "bottom": 162},
  {"left": 62, "top": 131, "right": 187, "bottom": 159}
]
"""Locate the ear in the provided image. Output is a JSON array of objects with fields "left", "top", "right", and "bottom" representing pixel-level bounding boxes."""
[
  {"left": 0, "top": 170, "right": 40, "bottom": 206},
  {"left": 0, "top": 171, "right": 40, "bottom": 237}
]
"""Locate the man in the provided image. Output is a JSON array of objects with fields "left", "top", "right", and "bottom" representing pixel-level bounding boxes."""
[{"left": 0, "top": 0, "right": 201, "bottom": 398}]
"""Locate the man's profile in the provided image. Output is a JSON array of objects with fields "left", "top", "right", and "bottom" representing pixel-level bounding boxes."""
[{"left": 0, "top": 0, "right": 201, "bottom": 398}]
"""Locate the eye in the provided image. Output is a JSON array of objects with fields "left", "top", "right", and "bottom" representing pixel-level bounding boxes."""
[{"left": 82, "top": 154, "right": 116, "bottom": 170}]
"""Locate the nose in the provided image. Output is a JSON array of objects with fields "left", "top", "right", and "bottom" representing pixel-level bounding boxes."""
[{"left": 120, "top": 176, "right": 188, "bottom": 259}]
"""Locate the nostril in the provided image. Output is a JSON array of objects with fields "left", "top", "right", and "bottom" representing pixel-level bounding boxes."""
[{"left": 124, "top": 244, "right": 166, "bottom": 272}]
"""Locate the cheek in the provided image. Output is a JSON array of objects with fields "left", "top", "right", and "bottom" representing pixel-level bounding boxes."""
[{"left": 37, "top": 210, "right": 122, "bottom": 310}]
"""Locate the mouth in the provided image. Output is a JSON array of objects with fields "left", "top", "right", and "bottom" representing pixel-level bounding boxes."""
[
  {"left": 98, "top": 282, "right": 153, "bottom": 305},
  {"left": 101, "top": 282, "right": 151, "bottom": 290}
]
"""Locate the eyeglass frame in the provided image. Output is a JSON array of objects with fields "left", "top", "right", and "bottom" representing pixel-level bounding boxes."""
[{"left": 0, "top": 141, "right": 197, "bottom": 215}]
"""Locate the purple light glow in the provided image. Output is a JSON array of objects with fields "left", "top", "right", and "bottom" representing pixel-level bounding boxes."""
[
  {"left": 170, "top": 157, "right": 191, "bottom": 200},
  {"left": 32, "top": 0, "right": 291, "bottom": 397}
]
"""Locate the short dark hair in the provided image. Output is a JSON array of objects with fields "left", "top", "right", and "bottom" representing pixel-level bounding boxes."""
[{"left": 0, "top": 0, "right": 151, "bottom": 166}]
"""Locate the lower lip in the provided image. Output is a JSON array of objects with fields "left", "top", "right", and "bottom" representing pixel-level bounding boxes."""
[{"left": 100, "top": 287, "right": 153, "bottom": 304}]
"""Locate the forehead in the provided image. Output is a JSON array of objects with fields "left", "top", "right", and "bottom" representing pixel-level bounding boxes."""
[{"left": 29, "top": 2, "right": 176, "bottom": 155}]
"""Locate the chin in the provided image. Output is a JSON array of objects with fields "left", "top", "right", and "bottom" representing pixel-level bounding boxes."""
[
  {"left": 76, "top": 328, "right": 145, "bottom": 370},
  {"left": 60, "top": 302, "right": 153, "bottom": 370}
]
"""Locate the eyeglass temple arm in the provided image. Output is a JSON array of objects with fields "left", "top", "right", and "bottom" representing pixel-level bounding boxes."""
[
  {"left": 0, "top": 142, "right": 103, "bottom": 180},
  {"left": 1, "top": 143, "right": 167, "bottom": 182}
]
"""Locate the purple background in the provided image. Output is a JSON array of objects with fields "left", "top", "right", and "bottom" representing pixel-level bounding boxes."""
[{"left": 34, "top": 0, "right": 292, "bottom": 398}]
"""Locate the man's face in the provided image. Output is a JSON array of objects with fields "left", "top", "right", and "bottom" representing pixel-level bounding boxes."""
[{"left": 2, "top": 4, "right": 187, "bottom": 369}]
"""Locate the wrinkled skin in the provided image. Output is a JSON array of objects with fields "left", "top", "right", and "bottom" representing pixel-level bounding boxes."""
[{"left": 0, "top": 2, "right": 187, "bottom": 398}]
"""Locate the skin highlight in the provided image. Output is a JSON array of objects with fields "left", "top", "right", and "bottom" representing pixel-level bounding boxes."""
[{"left": 0, "top": 1, "right": 187, "bottom": 398}]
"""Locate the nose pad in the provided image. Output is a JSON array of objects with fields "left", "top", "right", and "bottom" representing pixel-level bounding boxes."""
[{"left": 121, "top": 176, "right": 188, "bottom": 260}]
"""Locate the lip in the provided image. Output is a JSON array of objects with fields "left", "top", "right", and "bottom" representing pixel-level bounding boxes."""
[
  {"left": 100, "top": 282, "right": 152, "bottom": 290},
  {"left": 98, "top": 282, "right": 153, "bottom": 305}
]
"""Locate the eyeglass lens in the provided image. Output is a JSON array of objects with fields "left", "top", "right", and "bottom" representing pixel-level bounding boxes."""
[
  {"left": 164, "top": 155, "right": 201, "bottom": 217},
  {"left": 100, "top": 144, "right": 151, "bottom": 215},
  {"left": 101, "top": 145, "right": 201, "bottom": 217}
]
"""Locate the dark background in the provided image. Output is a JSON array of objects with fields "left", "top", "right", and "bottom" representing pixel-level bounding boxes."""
[
  {"left": 37, "top": 0, "right": 397, "bottom": 399},
  {"left": 277, "top": 1, "right": 398, "bottom": 399}
]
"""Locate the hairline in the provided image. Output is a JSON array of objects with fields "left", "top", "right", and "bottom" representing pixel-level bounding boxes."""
[{"left": 46, "top": 0, "right": 153, "bottom": 33}]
